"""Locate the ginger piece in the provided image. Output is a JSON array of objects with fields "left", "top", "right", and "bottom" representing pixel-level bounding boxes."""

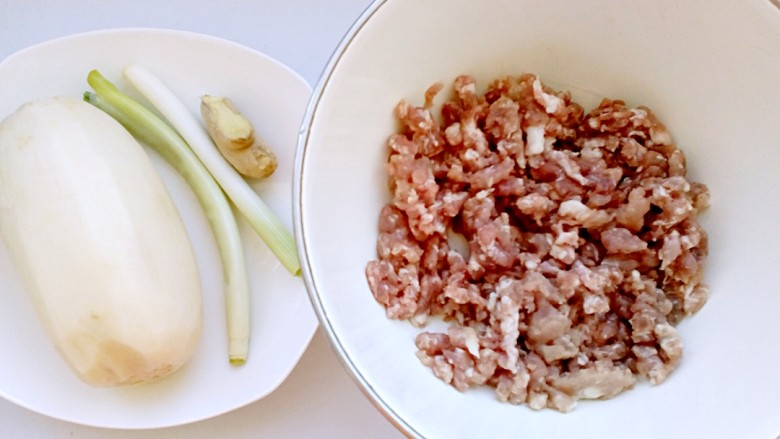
[{"left": 200, "top": 95, "right": 277, "bottom": 179}]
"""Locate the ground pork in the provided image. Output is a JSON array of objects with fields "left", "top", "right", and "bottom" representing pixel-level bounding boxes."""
[{"left": 365, "top": 73, "right": 709, "bottom": 412}]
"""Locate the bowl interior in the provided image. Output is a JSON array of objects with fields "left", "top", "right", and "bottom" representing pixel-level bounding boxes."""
[{"left": 297, "top": 1, "right": 780, "bottom": 437}]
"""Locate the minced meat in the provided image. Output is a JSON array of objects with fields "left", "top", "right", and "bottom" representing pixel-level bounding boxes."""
[{"left": 365, "top": 73, "right": 709, "bottom": 412}]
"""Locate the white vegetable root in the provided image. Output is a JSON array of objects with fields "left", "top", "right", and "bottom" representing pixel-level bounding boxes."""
[{"left": 0, "top": 97, "right": 202, "bottom": 386}]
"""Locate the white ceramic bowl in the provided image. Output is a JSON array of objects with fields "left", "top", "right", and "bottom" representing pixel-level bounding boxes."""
[{"left": 295, "top": 1, "right": 780, "bottom": 438}]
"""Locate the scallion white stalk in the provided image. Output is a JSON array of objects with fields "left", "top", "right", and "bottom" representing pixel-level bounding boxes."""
[
  {"left": 85, "top": 71, "right": 250, "bottom": 365},
  {"left": 122, "top": 64, "right": 301, "bottom": 276}
]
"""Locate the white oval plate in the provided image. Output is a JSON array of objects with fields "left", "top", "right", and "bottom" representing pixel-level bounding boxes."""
[
  {"left": 0, "top": 29, "right": 317, "bottom": 429},
  {"left": 296, "top": 1, "right": 780, "bottom": 438}
]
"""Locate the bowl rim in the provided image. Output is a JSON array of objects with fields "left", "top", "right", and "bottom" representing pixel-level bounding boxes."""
[{"left": 292, "top": 0, "right": 420, "bottom": 437}]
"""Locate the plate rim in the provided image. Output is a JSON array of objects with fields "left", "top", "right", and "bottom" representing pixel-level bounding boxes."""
[{"left": 1, "top": 27, "right": 309, "bottom": 90}]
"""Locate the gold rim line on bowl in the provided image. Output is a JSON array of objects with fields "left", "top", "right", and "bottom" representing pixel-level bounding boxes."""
[{"left": 291, "top": 0, "right": 422, "bottom": 438}]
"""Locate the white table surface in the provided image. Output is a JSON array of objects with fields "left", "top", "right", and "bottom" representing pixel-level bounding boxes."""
[{"left": 0, "top": 1, "right": 404, "bottom": 437}]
